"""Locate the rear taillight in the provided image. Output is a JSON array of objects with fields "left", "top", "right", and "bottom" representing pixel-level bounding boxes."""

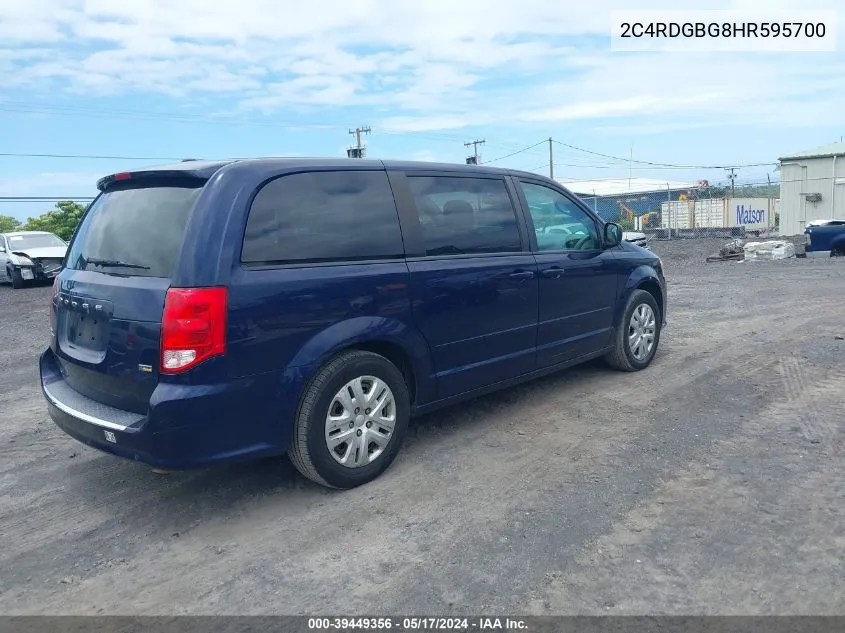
[
  {"left": 49, "top": 276, "right": 59, "bottom": 335},
  {"left": 160, "top": 287, "right": 228, "bottom": 374}
]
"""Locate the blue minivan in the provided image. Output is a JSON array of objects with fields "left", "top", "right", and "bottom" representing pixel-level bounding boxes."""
[{"left": 40, "top": 159, "right": 667, "bottom": 489}]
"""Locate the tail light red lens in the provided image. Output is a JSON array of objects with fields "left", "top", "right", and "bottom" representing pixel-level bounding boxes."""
[{"left": 160, "top": 287, "right": 228, "bottom": 374}]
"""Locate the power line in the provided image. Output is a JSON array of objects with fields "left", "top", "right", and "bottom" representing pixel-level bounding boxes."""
[
  {"left": 515, "top": 162, "right": 551, "bottom": 173},
  {"left": 0, "top": 99, "right": 530, "bottom": 152},
  {"left": 555, "top": 174, "right": 823, "bottom": 187},
  {"left": 481, "top": 140, "right": 548, "bottom": 164},
  {"left": 0, "top": 150, "right": 783, "bottom": 172},
  {"left": 0, "top": 197, "right": 95, "bottom": 201},
  {"left": 0, "top": 99, "right": 785, "bottom": 170},
  {"left": 0, "top": 152, "right": 186, "bottom": 161},
  {"left": 552, "top": 140, "right": 776, "bottom": 170}
]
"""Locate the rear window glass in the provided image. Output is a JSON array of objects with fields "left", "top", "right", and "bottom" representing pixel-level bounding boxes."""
[
  {"left": 65, "top": 182, "right": 202, "bottom": 278},
  {"left": 241, "top": 170, "right": 403, "bottom": 265}
]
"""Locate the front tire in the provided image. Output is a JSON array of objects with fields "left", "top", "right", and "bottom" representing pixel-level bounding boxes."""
[
  {"left": 9, "top": 268, "right": 25, "bottom": 289},
  {"left": 605, "top": 289, "right": 662, "bottom": 372},
  {"left": 288, "top": 350, "right": 410, "bottom": 489}
]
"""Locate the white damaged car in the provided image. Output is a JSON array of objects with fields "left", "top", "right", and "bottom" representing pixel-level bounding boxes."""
[
  {"left": 622, "top": 230, "right": 649, "bottom": 249},
  {"left": 1, "top": 231, "right": 68, "bottom": 289}
]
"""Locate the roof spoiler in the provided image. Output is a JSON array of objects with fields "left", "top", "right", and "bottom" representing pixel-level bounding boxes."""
[{"left": 96, "top": 167, "right": 207, "bottom": 191}]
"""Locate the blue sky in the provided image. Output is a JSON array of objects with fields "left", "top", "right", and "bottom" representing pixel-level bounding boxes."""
[{"left": 1, "top": 0, "right": 844, "bottom": 221}]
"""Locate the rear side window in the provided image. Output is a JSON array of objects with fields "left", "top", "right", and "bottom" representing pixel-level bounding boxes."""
[
  {"left": 242, "top": 170, "right": 403, "bottom": 265},
  {"left": 65, "top": 181, "right": 202, "bottom": 278},
  {"left": 406, "top": 176, "right": 522, "bottom": 256}
]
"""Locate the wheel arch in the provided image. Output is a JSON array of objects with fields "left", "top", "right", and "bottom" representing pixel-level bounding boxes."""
[
  {"left": 615, "top": 265, "right": 664, "bottom": 328},
  {"left": 636, "top": 278, "right": 664, "bottom": 321},
  {"left": 283, "top": 316, "right": 436, "bottom": 410}
]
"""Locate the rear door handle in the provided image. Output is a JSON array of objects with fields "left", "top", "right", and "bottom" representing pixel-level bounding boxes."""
[
  {"left": 541, "top": 267, "right": 564, "bottom": 279},
  {"left": 509, "top": 270, "right": 536, "bottom": 280}
]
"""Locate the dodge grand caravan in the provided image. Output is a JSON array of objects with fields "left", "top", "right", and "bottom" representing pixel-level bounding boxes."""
[{"left": 41, "top": 159, "right": 667, "bottom": 489}]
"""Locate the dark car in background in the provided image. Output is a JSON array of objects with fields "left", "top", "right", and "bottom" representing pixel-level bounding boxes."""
[
  {"left": 40, "top": 158, "right": 667, "bottom": 489},
  {"left": 804, "top": 219, "right": 845, "bottom": 257}
]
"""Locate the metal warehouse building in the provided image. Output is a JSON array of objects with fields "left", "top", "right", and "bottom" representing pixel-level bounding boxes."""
[{"left": 778, "top": 142, "right": 845, "bottom": 236}]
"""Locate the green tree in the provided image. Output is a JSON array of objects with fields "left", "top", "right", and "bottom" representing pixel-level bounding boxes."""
[
  {"left": 617, "top": 216, "right": 634, "bottom": 231},
  {"left": 23, "top": 201, "right": 88, "bottom": 241},
  {"left": 0, "top": 214, "right": 22, "bottom": 233}
]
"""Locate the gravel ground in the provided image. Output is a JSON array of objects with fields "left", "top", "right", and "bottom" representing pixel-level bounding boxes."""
[{"left": 0, "top": 241, "right": 843, "bottom": 615}]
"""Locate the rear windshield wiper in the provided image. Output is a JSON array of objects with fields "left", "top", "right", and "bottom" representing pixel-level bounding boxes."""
[{"left": 85, "top": 258, "right": 151, "bottom": 270}]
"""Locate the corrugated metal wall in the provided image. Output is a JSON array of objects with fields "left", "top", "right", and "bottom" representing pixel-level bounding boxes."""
[{"left": 779, "top": 156, "right": 845, "bottom": 236}]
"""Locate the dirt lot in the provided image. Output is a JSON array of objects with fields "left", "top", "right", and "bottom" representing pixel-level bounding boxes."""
[{"left": 1, "top": 238, "right": 843, "bottom": 615}]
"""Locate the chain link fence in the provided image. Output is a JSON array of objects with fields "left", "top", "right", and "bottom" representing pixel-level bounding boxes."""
[{"left": 572, "top": 182, "right": 781, "bottom": 240}]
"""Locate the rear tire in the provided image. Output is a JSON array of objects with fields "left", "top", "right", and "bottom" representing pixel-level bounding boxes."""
[
  {"left": 605, "top": 289, "right": 662, "bottom": 372},
  {"left": 9, "top": 268, "right": 25, "bottom": 289},
  {"left": 288, "top": 350, "right": 410, "bottom": 489}
]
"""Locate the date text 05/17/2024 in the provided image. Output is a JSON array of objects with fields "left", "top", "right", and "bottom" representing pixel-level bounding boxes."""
[{"left": 307, "top": 617, "right": 528, "bottom": 630}]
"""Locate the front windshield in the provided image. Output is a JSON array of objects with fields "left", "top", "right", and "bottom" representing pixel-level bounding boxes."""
[{"left": 6, "top": 234, "right": 66, "bottom": 251}]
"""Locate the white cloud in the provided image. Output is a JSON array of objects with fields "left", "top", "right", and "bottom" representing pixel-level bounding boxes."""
[
  {"left": 0, "top": 0, "right": 843, "bottom": 135},
  {"left": 381, "top": 115, "right": 478, "bottom": 133}
]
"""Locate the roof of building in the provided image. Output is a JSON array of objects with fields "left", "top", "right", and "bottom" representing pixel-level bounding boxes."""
[
  {"left": 560, "top": 178, "right": 696, "bottom": 197},
  {"left": 779, "top": 142, "right": 845, "bottom": 161}
]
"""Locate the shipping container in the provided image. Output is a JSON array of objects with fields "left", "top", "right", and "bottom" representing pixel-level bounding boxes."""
[{"left": 660, "top": 197, "right": 778, "bottom": 231}]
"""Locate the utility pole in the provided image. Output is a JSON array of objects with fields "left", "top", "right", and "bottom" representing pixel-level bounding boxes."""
[
  {"left": 347, "top": 126, "right": 371, "bottom": 158},
  {"left": 548, "top": 138, "right": 554, "bottom": 179},
  {"left": 726, "top": 167, "right": 737, "bottom": 198},
  {"left": 464, "top": 139, "right": 485, "bottom": 164}
]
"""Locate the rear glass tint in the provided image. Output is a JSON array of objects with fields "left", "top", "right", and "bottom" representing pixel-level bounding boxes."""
[{"left": 65, "top": 182, "right": 203, "bottom": 278}]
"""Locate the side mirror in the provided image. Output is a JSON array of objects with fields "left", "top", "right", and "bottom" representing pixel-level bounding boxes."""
[{"left": 604, "top": 222, "right": 623, "bottom": 248}]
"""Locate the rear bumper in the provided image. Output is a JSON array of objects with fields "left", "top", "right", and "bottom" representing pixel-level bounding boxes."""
[
  {"left": 805, "top": 249, "right": 831, "bottom": 259},
  {"left": 40, "top": 348, "right": 294, "bottom": 469}
]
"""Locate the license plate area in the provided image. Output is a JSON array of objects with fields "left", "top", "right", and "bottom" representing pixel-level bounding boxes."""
[
  {"left": 58, "top": 293, "right": 114, "bottom": 364},
  {"left": 21, "top": 268, "right": 34, "bottom": 280},
  {"left": 69, "top": 313, "right": 105, "bottom": 348}
]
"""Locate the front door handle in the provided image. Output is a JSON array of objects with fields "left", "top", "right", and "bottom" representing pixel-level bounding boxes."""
[
  {"left": 540, "top": 267, "right": 564, "bottom": 279},
  {"left": 509, "top": 270, "right": 536, "bottom": 280}
]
